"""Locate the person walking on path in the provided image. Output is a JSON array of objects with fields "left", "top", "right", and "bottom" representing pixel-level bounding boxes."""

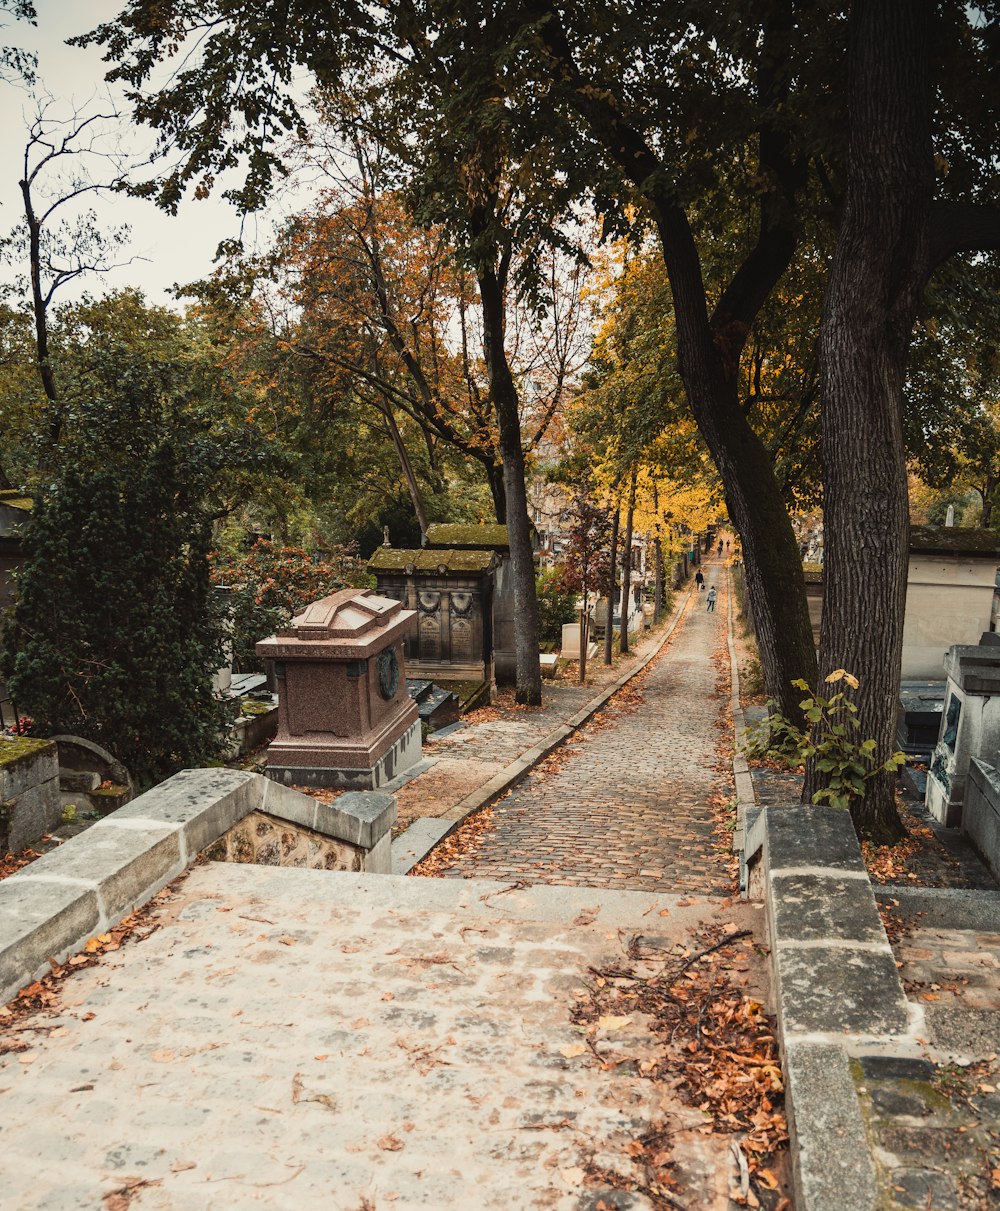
[
  {"left": 706, "top": 585, "right": 717, "bottom": 612},
  {"left": 695, "top": 568, "right": 705, "bottom": 591}
]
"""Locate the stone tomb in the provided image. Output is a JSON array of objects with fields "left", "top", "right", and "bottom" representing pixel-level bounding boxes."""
[
  {"left": 256, "top": 588, "right": 421, "bottom": 789},
  {"left": 368, "top": 546, "right": 498, "bottom": 689},
  {"left": 424, "top": 523, "right": 517, "bottom": 685},
  {"left": 926, "top": 635, "right": 1000, "bottom": 827}
]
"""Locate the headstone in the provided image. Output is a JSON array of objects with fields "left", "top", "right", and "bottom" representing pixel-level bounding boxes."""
[
  {"left": 926, "top": 635, "right": 1000, "bottom": 827},
  {"left": 256, "top": 588, "right": 421, "bottom": 789},
  {"left": 945, "top": 505, "right": 955, "bottom": 527}
]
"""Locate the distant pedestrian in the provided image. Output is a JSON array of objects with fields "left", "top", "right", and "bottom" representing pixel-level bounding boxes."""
[
  {"left": 695, "top": 569, "right": 705, "bottom": 591},
  {"left": 726, "top": 539, "right": 730, "bottom": 551},
  {"left": 706, "top": 586, "right": 717, "bottom": 612},
  {"left": 717, "top": 540, "right": 723, "bottom": 556}
]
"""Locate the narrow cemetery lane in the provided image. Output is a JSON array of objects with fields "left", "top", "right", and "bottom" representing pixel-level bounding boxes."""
[{"left": 423, "top": 557, "right": 736, "bottom": 895}]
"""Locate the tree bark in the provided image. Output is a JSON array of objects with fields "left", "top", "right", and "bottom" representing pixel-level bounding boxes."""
[
  {"left": 20, "top": 176, "right": 60, "bottom": 446},
  {"left": 380, "top": 405, "right": 429, "bottom": 538},
  {"left": 811, "top": 0, "right": 935, "bottom": 841},
  {"left": 604, "top": 505, "right": 620, "bottom": 666},
  {"left": 485, "top": 461, "right": 507, "bottom": 524},
  {"left": 478, "top": 267, "right": 542, "bottom": 705},
  {"left": 619, "top": 467, "right": 637, "bottom": 655}
]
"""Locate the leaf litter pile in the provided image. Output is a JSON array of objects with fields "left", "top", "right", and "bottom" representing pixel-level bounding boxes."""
[{"left": 569, "top": 921, "right": 789, "bottom": 1210}]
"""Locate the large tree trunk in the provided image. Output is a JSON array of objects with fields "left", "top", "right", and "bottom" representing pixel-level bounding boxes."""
[
  {"left": 478, "top": 268, "right": 542, "bottom": 705},
  {"left": 665, "top": 321, "right": 817, "bottom": 718},
  {"left": 810, "top": 0, "right": 934, "bottom": 841}
]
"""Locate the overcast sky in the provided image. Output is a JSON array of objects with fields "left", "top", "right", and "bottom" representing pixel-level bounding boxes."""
[{"left": 1, "top": 1, "right": 286, "bottom": 309}]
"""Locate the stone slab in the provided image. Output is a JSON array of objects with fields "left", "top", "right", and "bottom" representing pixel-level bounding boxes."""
[
  {"left": 0, "top": 864, "right": 749, "bottom": 1211},
  {"left": 783, "top": 1040, "right": 878, "bottom": 1211},
  {"left": 104, "top": 767, "right": 260, "bottom": 858},
  {"left": 875, "top": 886, "right": 1000, "bottom": 932},
  {"left": 922, "top": 1005, "right": 1000, "bottom": 1059},
  {"left": 774, "top": 943, "right": 910, "bottom": 1036},
  {"left": 762, "top": 804, "right": 867, "bottom": 873},
  {"left": 770, "top": 871, "right": 888, "bottom": 944},
  {"left": 10, "top": 823, "right": 184, "bottom": 922},
  {"left": 0, "top": 877, "right": 100, "bottom": 1003}
]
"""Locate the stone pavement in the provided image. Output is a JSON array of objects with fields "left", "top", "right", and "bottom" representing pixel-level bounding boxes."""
[
  {"left": 392, "top": 607, "right": 688, "bottom": 838},
  {"left": 425, "top": 558, "right": 735, "bottom": 895},
  {"left": 0, "top": 862, "right": 770, "bottom": 1211}
]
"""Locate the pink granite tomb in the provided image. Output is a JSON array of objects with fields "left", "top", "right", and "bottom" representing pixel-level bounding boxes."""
[{"left": 256, "top": 588, "right": 421, "bottom": 789}]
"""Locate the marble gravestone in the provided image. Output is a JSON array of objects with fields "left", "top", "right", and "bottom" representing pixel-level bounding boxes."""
[{"left": 256, "top": 589, "right": 421, "bottom": 790}]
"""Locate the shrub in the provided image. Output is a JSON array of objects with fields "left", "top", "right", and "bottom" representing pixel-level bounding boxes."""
[
  {"left": 2, "top": 453, "right": 227, "bottom": 788},
  {"left": 742, "top": 670, "right": 906, "bottom": 809},
  {"left": 211, "top": 539, "right": 370, "bottom": 671},
  {"left": 535, "top": 569, "right": 578, "bottom": 647}
]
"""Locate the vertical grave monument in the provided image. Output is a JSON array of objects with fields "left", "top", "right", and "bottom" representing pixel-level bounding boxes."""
[{"left": 256, "top": 588, "right": 421, "bottom": 789}]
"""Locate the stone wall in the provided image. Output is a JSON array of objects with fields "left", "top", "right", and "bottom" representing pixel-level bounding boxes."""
[
  {"left": 204, "top": 809, "right": 367, "bottom": 872},
  {"left": 0, "top": 737, "right": 60, "bottom": 852}
]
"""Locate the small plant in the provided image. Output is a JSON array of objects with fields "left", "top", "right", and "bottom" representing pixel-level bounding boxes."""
[
  {"left": 61, "top": 803, "right": 77, "bottom": 824},
  {"left": 743, "top": 669, "right": 906, "bottom": 809}
]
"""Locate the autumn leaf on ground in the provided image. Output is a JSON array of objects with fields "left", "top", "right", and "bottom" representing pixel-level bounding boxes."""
[{"left": 377, "top": 1134, "right": 404, "bottom": 1151}]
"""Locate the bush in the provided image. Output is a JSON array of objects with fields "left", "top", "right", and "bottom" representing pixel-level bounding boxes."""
[
  {"left": 211, "top": 539, "right": 371, "bottom": 671},
  {"left": 742, "top": 670, "right": 905, "bottom": 809},
  {"left": 535, "top": 569, "right": 579, "bottom": 647},
  {"left": 2, "top": 453, "right": 228, "bottom": 788}
]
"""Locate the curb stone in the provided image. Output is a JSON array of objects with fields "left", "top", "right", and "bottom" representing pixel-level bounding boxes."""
[{"left": 391, "top": 583, "right": 696, "bottom": 873}]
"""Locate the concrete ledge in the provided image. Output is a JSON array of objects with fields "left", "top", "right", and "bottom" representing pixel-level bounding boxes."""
[
  {"left": 392, "top": 818, "right": 453, "bottom": 874},
  {"left": 744, "top": 804, "right": 911, "bottom": 1210},
  {"left": 784, "top": 1040, "right": 878, "bottom": 1211},
  {"left": 1, "top": 769, "right": 398, "bottom": 1004}
]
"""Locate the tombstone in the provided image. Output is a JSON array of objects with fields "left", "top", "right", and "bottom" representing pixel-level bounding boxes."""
[
  {"left": 256, "top": 588, "right": 421, "bottom": 789},
  {"left": 925, "top": 634, "right": 1000, "bottom": 827},
  {"left": 368, "top": 545, "right": 499, "bottom": 690},
  {"left": 560, "top": 620, "right": 597, "bottom": 661}
]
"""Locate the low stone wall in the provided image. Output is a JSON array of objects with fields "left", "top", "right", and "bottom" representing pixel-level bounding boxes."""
[
  {"left": 0, "top": 769, "right": 395, "bottom": 1005},
  {"left": 744, "top": 804, "right": 914, "bottom": 1211},
  {"left": 0, "top": 737, "right": 60, "bottom": 852},
  {"left": 964, "top": 758, "right": 1000, "bottom": 884}
]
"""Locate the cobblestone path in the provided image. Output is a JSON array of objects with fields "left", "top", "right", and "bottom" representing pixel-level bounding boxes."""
[{"left": 435, "top": 558, "right": 736, "bottom": 894}]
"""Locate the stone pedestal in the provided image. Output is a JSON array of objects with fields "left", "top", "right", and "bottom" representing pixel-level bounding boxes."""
[
  {"left": 256, "top": 589, "right": 420, "bottom": 790},
  {"left": 926, "top": 637, "right": 1000, "bottom": 827}
]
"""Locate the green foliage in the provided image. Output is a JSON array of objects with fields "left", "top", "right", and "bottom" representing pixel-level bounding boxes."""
[
  {"left": 2, "top": 453, "right": 227, "bottom": 789},
  {"left": 743, "top": 670, "right": 906, "bottom": 810},
  {"left": 535, "top": 569, "right": 577, "bottom": 647},
  {"left": 211, "top": 539, "right": 371, "bottom": 672}
]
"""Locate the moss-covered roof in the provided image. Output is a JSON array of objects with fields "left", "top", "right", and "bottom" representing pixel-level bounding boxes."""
[
  {"left": 910, "top": 525, "right": 1000, "bottom": 557},
  {"left": 368, "top": 547, "right": 497, "bottom": 574},
  {"left": 0, "top": 490, "right": 33, "bottom": 512},
  {"left": 424, "top": 523, "right": 510, "bottom": 551}
]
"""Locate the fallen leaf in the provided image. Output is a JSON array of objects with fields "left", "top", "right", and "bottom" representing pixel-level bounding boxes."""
[
  {"left": 559, "top": 1042, "right": 588, "bottom": 1058},
  {"left": 18, "top": 1052, "right": 37, "bottom": 1065},
  {"left": 598, "top": 1014, "right": 632, "bottom": 1032},
  {"left": 151, "top": 1049, "right": 175, "bottom": 1063},
  {"left": 377, "top": 1134, "right": 404, "bottom": 1151},
  {"left": 170, "top": 1161, "right": 196, "bottom": 1173},
  {"left": 560, "top": 1166, "right": 586, "bottom": 1184},
  {"left": 381, "top": 992, "right": 394, "bottom": 1002}
]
